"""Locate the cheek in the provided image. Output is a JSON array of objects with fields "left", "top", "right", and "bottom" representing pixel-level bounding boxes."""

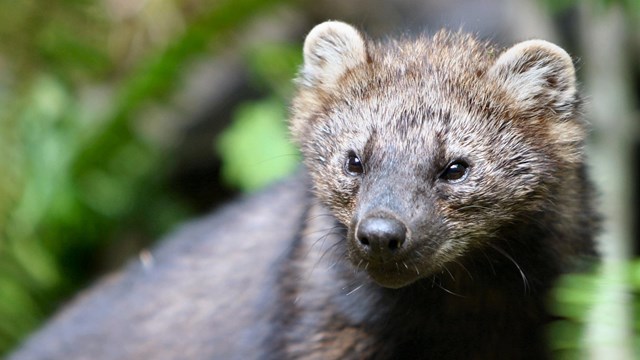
[
  {"left": 309, "top": 161, "right": 360, "bottom": 225},
  {"left": 435, "top": 176, "right": 513, "bottom": 237}
]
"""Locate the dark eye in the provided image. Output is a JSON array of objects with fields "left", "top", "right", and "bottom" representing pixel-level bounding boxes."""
[
  {"left": 345, "top": 151, "right": 364, "bottom": 176},
  {"left": 440, "top": 160, "right": 469, "bottom": 182}
]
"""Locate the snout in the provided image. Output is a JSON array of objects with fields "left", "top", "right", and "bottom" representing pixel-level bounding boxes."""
[
  {"left": 349, "top": 213, "right": 436, "bottom": 288},
  {"left": 356, "top": 216, "right": 407, "bottom": 255}
]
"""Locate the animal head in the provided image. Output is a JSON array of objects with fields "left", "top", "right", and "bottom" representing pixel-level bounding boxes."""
[{"left": 291, "top": 21, "right": 585, "bottom": 288}]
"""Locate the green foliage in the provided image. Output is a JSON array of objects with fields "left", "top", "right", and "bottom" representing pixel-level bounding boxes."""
[
  {"left": 217, "top": 98, "right": 300, "bottom": 191},
  {"left": 0, "top": 0, "right": 293, "bottom": 355},
  {"left": 540, "top": 0, "right": 640, "bottom": 14},
  {"left": 548, "top": 270, "right": 600, "bottom": 358},
  {"left": 245, "top": 43, "right": 303, "bottom": 98},
  {"left": 217, "top": 42, "right": 302, "bottom": 191},
  {"left": 0, "top": 76, "right": 73, "bottom": 351},
  {"left": 549, "top": 262, "right": 640, "bottom": 358}
]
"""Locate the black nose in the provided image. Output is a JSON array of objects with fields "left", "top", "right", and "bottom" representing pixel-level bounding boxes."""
[{"left": 356, "top": 217, "right": 407, "bottom": 252}]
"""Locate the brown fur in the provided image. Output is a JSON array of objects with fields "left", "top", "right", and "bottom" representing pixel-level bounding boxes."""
[{"left": 10, "top": 22, "right": 599, "bottom": 360}]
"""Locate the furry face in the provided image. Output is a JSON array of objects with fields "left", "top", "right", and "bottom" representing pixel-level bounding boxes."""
[{"left": 290, "top": 22, "right": 585, "bottom": 288}]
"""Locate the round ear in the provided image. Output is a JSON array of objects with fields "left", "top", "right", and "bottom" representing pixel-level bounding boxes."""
[
  {"left": 299, "top": 21, "right": 368, "bottom": 88},
  {"left": 488, "top": 40, "right": 578, "bottom": 119}
]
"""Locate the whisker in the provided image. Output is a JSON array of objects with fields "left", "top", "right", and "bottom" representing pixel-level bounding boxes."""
[
  {"left": 309, "top": 226, "right": 344, "bottom": 249},
  {"left": 452, "top": 260, "right": 473, "bottom": 280},
  {"left": 318, "top": 237, "right": 344, "bottom": 264},
  {"left": 434, "top": 277, "right": 465, "bottom": 298},
  {"left": 345, "top": 284, "right": 364, "bottom": 296},
  {"left": 488, "top": 243, "right": 530, "bottom": 293},
  {"left": 442, "top": 265, "right": 455, "bottom": 281}
]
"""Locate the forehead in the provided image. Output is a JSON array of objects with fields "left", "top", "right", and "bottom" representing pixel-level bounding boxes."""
[
  {"left": 321, "top": 35, "right": 505, "bottom": 150},
  {"left": 333, "top": 71, "right": 488, "bottom": 137},
  {"left": 335, "top": 43, "right": 495, "bottom": 123},
  {"left": 324, "top": 67, "right": 512, "bottom": 170}
]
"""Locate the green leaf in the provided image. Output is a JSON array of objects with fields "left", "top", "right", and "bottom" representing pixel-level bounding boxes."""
[{"left": 217, "top": 98, "right": 299, "bottom": 191}]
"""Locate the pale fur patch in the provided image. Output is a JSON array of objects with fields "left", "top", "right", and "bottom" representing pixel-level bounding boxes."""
[
  {"left": 489, "top": 39, "right": 577, "bottom": 116},
  {"left": 548, "top": 120, "right": 586, "bottom": 163},
  {"left": 299, "top": 21, "right": 367, "bottom": 88}
]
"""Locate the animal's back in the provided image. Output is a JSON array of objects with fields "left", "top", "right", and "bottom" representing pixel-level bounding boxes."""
[{"left": 10, "top": 174, "right": 311, "bottom": 360}]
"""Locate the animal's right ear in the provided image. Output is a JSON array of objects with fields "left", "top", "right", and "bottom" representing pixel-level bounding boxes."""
[{"left": 299, "top": 21, "right": 368, "bottom": 88}]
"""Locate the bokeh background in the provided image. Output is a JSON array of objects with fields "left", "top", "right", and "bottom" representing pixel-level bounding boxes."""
[{"left": 0, "top": 0, "right": 638, "bottom": 358}]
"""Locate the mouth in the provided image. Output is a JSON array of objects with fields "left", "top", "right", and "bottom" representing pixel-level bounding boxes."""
[
  {"left": 350, "top": 254, "right": 435, "bottom": 289},
  {"left": 365, "top": 266, "right": 421, "bottom": 288}
]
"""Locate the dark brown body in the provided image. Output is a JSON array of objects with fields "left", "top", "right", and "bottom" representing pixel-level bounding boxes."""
[{"left": 11, "top": 22, "right": 599, "bottom": 359}]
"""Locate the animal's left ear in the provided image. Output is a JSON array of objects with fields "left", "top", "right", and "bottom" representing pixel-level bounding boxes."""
[{"left": 488, "top": 40, "right": 578, "bottom": 119}]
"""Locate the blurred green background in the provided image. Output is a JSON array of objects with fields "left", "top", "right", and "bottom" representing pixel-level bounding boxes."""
[{"left": 0, "top": 0, "right": 638, "bottom": 358}]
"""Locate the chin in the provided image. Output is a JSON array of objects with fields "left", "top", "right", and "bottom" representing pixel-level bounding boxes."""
[{"left": 364, "top": 268, "right": 423, "bottom": 289}]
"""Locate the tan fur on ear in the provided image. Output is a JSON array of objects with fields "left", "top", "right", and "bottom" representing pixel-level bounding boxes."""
[
  {"left": 489, "top": 40, "right": 578, "bottom": 119},
  {"left": 299, "top": 21, "right": 368, "bottom": 88}
]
